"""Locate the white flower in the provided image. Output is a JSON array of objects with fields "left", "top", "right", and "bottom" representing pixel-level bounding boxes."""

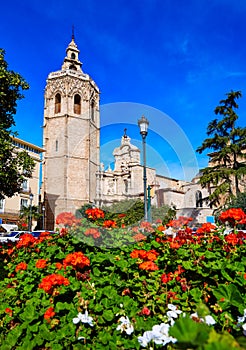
[
  {"left": 190, "top": 312, "right": 216, "bottom": 326},
  {"left": 167, "top": 304, "right": 183, "bottom": 325},
  {"left": 242, "top": 323, "right": 246, "bottom": 336},
  {"left": 72, "top": 310, "right": 94, "bottom": 327},
  {"left": 116, "top": 316, "right": 134, "bottom": 335},
  {"left": 238, "top": 309, "right": 246, "bottom": 324},
  {"left": 204, "top": 315, "right": 216, "bottom": 326},
  {"left": 138, "top": 330, "right": 153, "bottom": 347}
]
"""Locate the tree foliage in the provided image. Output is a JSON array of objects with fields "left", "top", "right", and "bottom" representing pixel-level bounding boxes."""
[
  {"left": 0, "top": 48, "right": 34, "bottom": 199},
  {"left": 197, "top": 91, "right": 246, "bottom": 207}
]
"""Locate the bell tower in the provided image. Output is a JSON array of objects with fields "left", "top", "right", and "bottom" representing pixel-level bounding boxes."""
[{"left": 42, "top": 35, "right": 100, "bottom": 229}]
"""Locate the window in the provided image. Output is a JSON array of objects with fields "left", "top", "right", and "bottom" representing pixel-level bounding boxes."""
[
  {"left": 22, "top": 180, "right": 28, "bottom": 191},
  {"left": 69, "top": 64, "right": 77, "bottom": 70},
  {"left": 71, "top": 52, "right": 75, "bottom": 59},
  {"left": 20, "top": 199, "right": 28, "bottom": 210},
  {"left": 195, "top": 191, "right": 203, "bottom": 208},
  {"left": 91, "top": 100, "right": 95, "bottom": 121},
  {"left": 55, "top": 93, "right": 61, "bottom": 114},
  {"left": 0, "top": 199, "right": 4, "bottom": 213},
  {"left": 55, "top": 140, "right": 58, "bottom": 152},
  {"left": 124, "top": 180, "right": 128, "bottom": 193},
  {"left": 74, "top": 94, "right": 81, "bottom": 114}
]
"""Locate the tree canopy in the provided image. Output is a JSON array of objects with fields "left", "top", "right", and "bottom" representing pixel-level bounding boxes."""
[
  {"left": 197, "top": 90, "right": 246, "bottom": 207},
  {"left": 0, "top": 49, "right": 34, "bottom": 200}
]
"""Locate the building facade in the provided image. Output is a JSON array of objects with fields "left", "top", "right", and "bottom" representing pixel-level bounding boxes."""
[
  {"left": 42, "top": 36, "right": 214, "bottom": 228},
  {"left": 42, "top": 35, "right": 100, "bottom": 229},
  {"left": 0, "top": 137, "right": 43, "bottom": 229},
  {"left": 95, "top": 132, "right": 212, "bottom": 223}
]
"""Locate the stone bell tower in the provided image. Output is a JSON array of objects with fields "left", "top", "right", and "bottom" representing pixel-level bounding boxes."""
[{"left": 42, "top": 34, "right": 100, "bottom": 229}]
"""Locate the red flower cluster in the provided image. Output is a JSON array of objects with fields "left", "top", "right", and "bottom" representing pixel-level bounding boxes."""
[
  {"left": 84, "top": 228, "right": 101, "bottom": 239},
  {"left": 224, "top": 232, "right": 246, "bottom": 246},
  {"left": 63, "top": 252, "right": 90, "bottom": 270},
  {"left": 39, "top": 274, "right": 70, "bottom": 294},
  {"left": 55, "top": 262, "right": 63, "bottom": 270},
  {"left": 161, "top": 265, "right": 188, "bottom": 291},
  {"left": 44, "top": 307, "right": 55, "bottom": 320},
  {"left": 130, "top": 249, "right": 158, "bottom": 261},
  {"left": 56, "top": 212, "right": 81, "bottom": 227},
  {"left": 130, "top": 249, "right": 159, "bottom": 271},
  {"left": 36, "top": 259, "right": 48, "bottom": 269},
  {"left": 85, "top": 208, "right": 105, "bottom": 220},
  {"left": 103, "top": 220, "right": 117, "bottom": 228},
  {"left": 167, "top": 216, "right": 193, "bottom": 228},
  {"left": 15, "top": 262, "right": 27, "bottom": 272},
  {"left": 133, "top": 233, "right": 147, "bottom": 242},
  {"left": 140, "top": 221, "right": 154, "bottom": 233},
  {"left": 219, "top": 208, "right": 246, "bottom": 225},
  {"left": 196, "top": 223, "right": 216, "bottom": 234},
  {"left": 16, "top": 233, "right": 36, "bottom": 249},
  {"left": 139, "top": 261, "right": 159, "bottom": 271},
  {"left": 140, "top": 306, "right": 151, "bottom": 316}
]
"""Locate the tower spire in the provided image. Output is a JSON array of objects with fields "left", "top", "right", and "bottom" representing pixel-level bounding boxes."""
[{"left": 72, "top": 25, "right": 75, "bottom": 40}]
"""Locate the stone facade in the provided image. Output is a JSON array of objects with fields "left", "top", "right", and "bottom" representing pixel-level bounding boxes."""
[
  {"left": 95, "top": 133, "right": 212, "bottom": 223},
  {"left": 43, "top": 37, "right": 214, "bottom": 228},
  {"left": 42, "top": 36, "right": 100, "bottom": 229}
]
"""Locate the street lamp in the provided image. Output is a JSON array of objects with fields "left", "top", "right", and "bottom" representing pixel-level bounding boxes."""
[
  {"left": 28, "top": 193, "right": 34, "bottom": 232},
  {"left": 138, "top": 115, "right": 149, "bottom": 221},
  {"left": 42, "top": 205, "right": 45, "bottom": 230}
]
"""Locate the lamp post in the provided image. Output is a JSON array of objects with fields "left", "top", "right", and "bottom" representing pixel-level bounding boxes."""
[
  {"left": 138, "top": 115, "right": 149, "bottom": 222},
  {"left": 42, "top": 205, "right": 45, "bottom": 230},
  {"left": 28, "top": 193, "right": 34, "bottom": 232}
]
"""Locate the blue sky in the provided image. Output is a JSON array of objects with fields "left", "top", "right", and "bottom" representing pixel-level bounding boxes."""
[{"left": 2, "top": 0, "right": 246, "bottom": 180}]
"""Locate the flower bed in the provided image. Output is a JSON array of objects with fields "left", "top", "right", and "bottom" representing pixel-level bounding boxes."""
[{"left": 0, "top": 210, "right": 246, "bottom": 349}]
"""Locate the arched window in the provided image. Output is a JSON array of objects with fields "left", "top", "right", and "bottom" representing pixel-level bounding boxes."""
[
  {"left": 55, "top": 93, "right": 61, "bottom": 114},
  {"left": 71, "top": 52, "right": 76, "bottom": 59},
  {"left": 69, "top": 64, "right": 77, "bottom": 70},
  {"left": 91, "top": 100, "right": 95, "bottom": 121},
  {"left": 195, "top": 191, "right": 203, "bottom": 208},
  {"left": 74, "top": 94, "right": 81, "bottom": 114}
]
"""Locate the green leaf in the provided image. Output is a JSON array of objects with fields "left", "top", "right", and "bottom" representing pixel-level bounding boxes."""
[
  {"left": 102, "top": 309, "right": 114, "bottom": 321},
  {"left": 169, "top": 315, "right": 210, "bottom": 346},
  {"left": 212, "top": 284, "right": 243, "bottom": 308}
]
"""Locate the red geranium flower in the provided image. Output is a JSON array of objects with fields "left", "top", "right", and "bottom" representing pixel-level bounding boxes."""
[
  {"left": 63, "top": 252, "right": 90, "bottom": 270},
  {"left": 16, "top": 234, "right": 36, "bottom": 249},
  {"left": 140, "top": 306, "right": 151, "bottom": 316},
  {"left": 103, "top": 220, "right": 117, "bottom": 228},
  {"left": 44, "top": 307, "right": 55, "bottom": 320},
  {"left": 84, "top": 228, "right": 101, "bottom": 239},
  {"left": 56, "top": 212, "right": 81, "bottom": 227},
  {"left": 36, "top": 259, "right": 48, "bottom": 269},
  {"left": 39, "top": 274, "right": 70, "bottom": 294},
  {"left": 138, "top": 261, "right": 159, "bottom": 271},
  {"left": 15, "top": 262, "right": 28, "bottom": 272},
  {"left": 219, "top": 208, "right": 246, "bottom": 225},
  {"left": 85, "top": 208, "right": 105, "bottom": 220},
  {"left": 5, "top": 308, "right": 13, "bottom": 316}
]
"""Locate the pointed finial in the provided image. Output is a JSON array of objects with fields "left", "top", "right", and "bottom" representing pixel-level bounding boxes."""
[
  {"left": 123, "top": 128, "right": 127, "bottom": 138},
  {"left": 72, "top": 25, "right": 75, "bottom": 40}
]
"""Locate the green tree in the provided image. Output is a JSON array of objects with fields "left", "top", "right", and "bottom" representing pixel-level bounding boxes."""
[
  {"left": 197, "top": 91, "right": 246, "bottom": 207},
  {"left": 0, "top": 48, "right": 34, "bottom": 199},
  {"left": 151, "top": 204, "right": 176, "bottom": 223}
]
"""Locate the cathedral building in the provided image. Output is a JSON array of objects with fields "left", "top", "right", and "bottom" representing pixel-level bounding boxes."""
[{"left": 42, "top": 36, "right": 212, "bottom": 229}]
